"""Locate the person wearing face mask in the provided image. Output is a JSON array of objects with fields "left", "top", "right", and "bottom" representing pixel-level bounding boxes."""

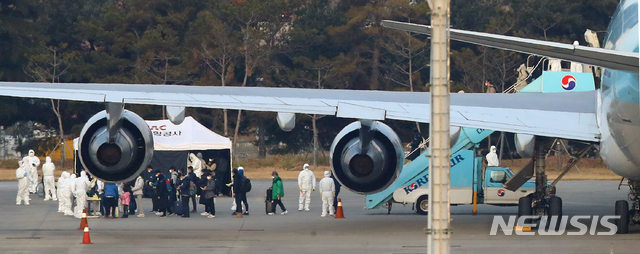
[
  {"left": 318, "top": 171, "right": 336, "bottom": 217},
  {"left": 202, "top": 173, "right": 216, "bottom": 218},
  {"left": 63, "top": 174, "right": 77, "bottom": 216},
  {"left": 74, "top": 170, "right": 93, "bottom": 218},
  {"left": 269, "top": 171, "right": 287, "bottom": 215},
  {"left": 23, "top": 149, "right": 40, "bottom": 194},
  {"left": 57, "top": 171, "right": 69, "bottom": 212},
  {"left": 486, "top": 145, "right": 500, "bottom": 167},
  {"left": 42, "top": 157, "right": 57, "bottom": 201},
  {"left": 297, "top": 164, "right": 315, "bottom": 211},
  {"left": 16, "top": 161, "right": 29, "bottom": 205}
]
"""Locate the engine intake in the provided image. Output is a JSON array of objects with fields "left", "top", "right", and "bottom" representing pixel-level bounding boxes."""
[
  {"left": 330, "top": 121, "right": 404, "bottom": 194},
  {"left": 78, "top": 110, "right": 153, "bottom": 183}
]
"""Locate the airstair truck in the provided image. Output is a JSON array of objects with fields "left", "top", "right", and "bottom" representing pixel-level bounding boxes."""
[
  {"left": 365, "top": 127, "right": 545, "bottom": 214},
  {"left": 392, "top": 149, "right": 538, "bottom": 214}
]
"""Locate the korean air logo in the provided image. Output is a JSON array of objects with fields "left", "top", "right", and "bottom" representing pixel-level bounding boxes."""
[
  {"left": 561, "top": 75, "right": 576, "bottom": 90},
  {"left": 497, "top": 189, "right": 505, "bottom": 197}
]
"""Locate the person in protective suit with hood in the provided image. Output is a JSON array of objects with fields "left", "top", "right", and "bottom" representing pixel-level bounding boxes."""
[
  {"left": 16, "top": 161, "right": 29, "bottom": 205},
  {"left": 297, "top": 164, "right": 316, "bottom": 211},
  {"left": 318, "top": 171, "right": 336, "bottom": 217},
  {"left": 188, "top": 153, "right": 203, "bottom": 178},
  {"left": 486, "top": 145, "right": 500, "bottom": 167},
  {"left": 57, "top": 171, "right": 69, "bottom": 212},
  {"left": 74, "top": 171, "right": 93, "bottom": 218},
  {"left": 42, "top": 157, "right": 57, "bottom": 201},
  {"left": 23, "top": 149, "right": 40, "bottom": 194},
  {"left": 63, "top": 174, "right": 77, "bottom": 216}
]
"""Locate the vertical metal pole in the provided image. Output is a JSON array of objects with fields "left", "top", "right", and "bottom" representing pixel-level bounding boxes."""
[{"left": 427, "top": 1, "right": 451, "bottom": 254}]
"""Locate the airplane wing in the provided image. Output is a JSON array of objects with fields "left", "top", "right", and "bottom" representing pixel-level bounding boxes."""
[
  {"left": 381, "top": 20, "right": 639, "bottom": 72},
  {"left": 0, "top": 82, "right": 599, "bottom": 142}
]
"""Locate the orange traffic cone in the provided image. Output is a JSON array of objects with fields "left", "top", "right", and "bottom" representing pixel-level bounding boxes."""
[
  {"left": 334, "top": 198, "right": 345, "bottom": 219},
  {"left": 78, "top": 209, "right": 88, "bottom": 230},
  {"left": 81, "top": 227, "right": 92, "bottom": 244}
]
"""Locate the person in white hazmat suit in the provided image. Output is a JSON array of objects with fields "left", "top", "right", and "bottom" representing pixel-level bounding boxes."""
[
  {"left": 74, "top": 171, "right": 93, "bottom": 218},
  {"left": 16, "top": 161, "right": 29, "bottom": 205},
  {"left": 63, "top": 174, "right": 77, "bottom": 216},
  {"left": 486, "top": 145, "right": 500, "bottom": 167},
  {"left": 189, "top": 153, "right": 203, "bottom": 178},
  {"left": 297, "top": 164, "right": 316, "bottom": 211},
  {"left": 23, "top": 149, "right": 40, "bottom": 194},
  {"left": 318, "top": 171, "right": 335, "bottom": 217},
  {"left": 42, "top": 157, "right": 57, "bottom": 201},
  {"left": 57, "top": 172, "right": 69, "bottom": 212}
]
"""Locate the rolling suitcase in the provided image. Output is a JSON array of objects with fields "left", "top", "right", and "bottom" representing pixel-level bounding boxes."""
[
  {"left": 265, "top": 188, "right": 275, "bottom": 214},
  {"left": 173, "top": 200, "right": 184, "bottom": 216}
]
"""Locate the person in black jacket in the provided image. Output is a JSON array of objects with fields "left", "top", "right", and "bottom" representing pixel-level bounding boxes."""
[
  {"left": 231, "top": 168, "right": 245, "bottom": 218},
  {"left": 187, "top": 166, "right": 198, "bottom": 213},
  {"left": 154, "top": 172, "right": 170, "bottom": 217},
  {"left": 178, "top": 174, "right": 191, "bottom": 218}
]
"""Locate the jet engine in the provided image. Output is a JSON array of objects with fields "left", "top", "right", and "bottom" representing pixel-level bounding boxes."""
[
  {"left": 330, "top": 120, "right": 404, "bottom": 194},
  {"left": 78, "top": 110, "right": 153, "bottom": 183}
]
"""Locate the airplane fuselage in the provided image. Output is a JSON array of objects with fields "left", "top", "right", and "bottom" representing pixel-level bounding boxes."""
[{"left": 599, "top": 0, "right": 640, "bottom": 180}]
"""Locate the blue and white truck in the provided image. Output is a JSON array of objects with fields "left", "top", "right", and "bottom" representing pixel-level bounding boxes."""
[{"left": 390, "top": 150, "right": 538, "bottom": 214}]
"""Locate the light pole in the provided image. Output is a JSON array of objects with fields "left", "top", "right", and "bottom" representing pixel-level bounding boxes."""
[{"left": 427, "top": 1, "right": 451, "bottom": 254}]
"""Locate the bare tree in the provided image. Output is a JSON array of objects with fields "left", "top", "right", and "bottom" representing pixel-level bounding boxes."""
[{"left": 24, "top": 46, "right": 71, "bottom": 166}]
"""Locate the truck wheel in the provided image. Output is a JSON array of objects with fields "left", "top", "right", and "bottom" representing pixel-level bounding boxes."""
[
  {"left": 615, "top": 200, "right": 629, "bottom": 234},
  {"left": 416, "top": 196, "right": 429, "bottom": 215},
  {"left": 547, "top": 196, "right": 562, "bottom": 230}
]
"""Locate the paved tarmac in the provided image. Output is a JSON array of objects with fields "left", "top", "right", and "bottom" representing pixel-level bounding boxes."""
[{"left": 0, "top": 180, "right": 638, "bottom": 254}]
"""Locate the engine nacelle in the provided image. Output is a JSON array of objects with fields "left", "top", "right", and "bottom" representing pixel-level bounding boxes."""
[
  {"left": 330, "top": 121, "right": 404, "bottom": 194},
  {"left": 515, "top": 133, "right": 535, "bottom": 158},
  {"left": 78, "top": 110, "right": 153, "bottom": 183}
]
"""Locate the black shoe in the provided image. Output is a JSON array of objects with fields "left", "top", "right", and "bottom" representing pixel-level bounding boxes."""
[
  {"left": 243, "top": 212, "right": 249, "bottom": 215},
  {"left": 232, "top": 212, "right": 237, "bottom": 215}
]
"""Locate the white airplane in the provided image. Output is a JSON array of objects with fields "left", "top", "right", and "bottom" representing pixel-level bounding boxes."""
[{"left": 0, "top": 0, "right": 636, "bottom": 232}]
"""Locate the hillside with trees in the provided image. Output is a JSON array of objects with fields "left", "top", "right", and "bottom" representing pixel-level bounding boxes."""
[{"left": 0, "top": 0, "right": 619, "bottom": 162}]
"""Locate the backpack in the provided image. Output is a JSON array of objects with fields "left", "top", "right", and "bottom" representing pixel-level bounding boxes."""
[
  {"left": 243, "top": 177, "right": 252, "bottom": 193},
  {"left": 166, "top": 180, "right": 172, "bottom": 192}
]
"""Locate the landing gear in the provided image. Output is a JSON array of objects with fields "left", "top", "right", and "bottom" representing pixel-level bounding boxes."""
[
  {"left": 615, "top": 179, "right": 640, "bottom": 234},
  {"left": 516, "top": 138, "right": 564, "bottom": 227}
]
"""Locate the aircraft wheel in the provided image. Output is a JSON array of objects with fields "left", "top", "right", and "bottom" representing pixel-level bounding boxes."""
[
  {"left": 615, "top": 200, "right": 629, "bottom": 234},
  {"left": 547, "top": 196, "right": 562, "bottom": 230}
]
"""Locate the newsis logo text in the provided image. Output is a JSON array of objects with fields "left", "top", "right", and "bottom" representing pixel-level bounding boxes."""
[{"left": 490, "top": 215, "right": 619, "bottom": 235}]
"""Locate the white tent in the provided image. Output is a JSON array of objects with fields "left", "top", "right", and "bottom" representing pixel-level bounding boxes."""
[{"left": 147, "top": 116, "right": 232, "bottom": 151}]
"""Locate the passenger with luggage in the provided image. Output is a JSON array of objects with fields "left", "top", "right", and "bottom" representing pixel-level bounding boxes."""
[{"left": 269, "top": 171, "right": 287, "bottom": 215}]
